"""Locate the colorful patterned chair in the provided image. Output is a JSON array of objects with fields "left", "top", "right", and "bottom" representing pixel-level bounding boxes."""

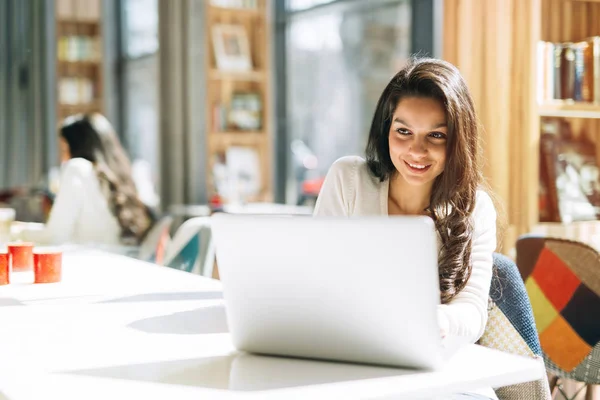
[
  {"left": 478, "top": 253, "right": 551, "bottom": 400},
  {"left": 516, "top": 235, "right": 600, "bottom": 400}
]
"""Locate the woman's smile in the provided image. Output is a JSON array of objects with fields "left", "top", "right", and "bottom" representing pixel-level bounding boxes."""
[{"left": 404, "top": 160, "right": 432, "bottom": 174}]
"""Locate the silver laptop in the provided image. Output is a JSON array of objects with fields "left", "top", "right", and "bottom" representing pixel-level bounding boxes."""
[{"left": 210, "top": 214, "right": 444, "bottom": 370}]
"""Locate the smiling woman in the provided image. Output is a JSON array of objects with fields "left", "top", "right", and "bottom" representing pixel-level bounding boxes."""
[
  {"left": 313, "top": 58, "right": 498, "bottom": 398},
  {"left": 387, "top": 96, "right": 448, "bottom": 206}
]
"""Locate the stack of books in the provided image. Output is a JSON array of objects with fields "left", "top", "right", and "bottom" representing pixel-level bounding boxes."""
[{"left": 537, "top": 37, "right": 600, "bottom": 103}]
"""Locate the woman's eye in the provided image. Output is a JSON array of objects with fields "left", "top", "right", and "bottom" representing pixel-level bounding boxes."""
[
  {"left": 396, "top": 128, "right": 411, "bottom": 136},
  {"left": 429, "top": 132, "right": 447, "bottom": 140}
]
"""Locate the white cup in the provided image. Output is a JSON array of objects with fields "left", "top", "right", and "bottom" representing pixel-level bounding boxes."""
[{"left": 0, "top": 208, "right": 16, "bottom": 245}]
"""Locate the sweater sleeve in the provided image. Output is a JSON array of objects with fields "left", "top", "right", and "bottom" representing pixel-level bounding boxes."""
[
  {"left": 437, "top": 190, "right": 497, "bottom": 343},
  {"left": 312, "top": 156, "right": 357, "bottom": 217},
  {"left": 19, "top": 161, "right": 86, "bottom": 245}
]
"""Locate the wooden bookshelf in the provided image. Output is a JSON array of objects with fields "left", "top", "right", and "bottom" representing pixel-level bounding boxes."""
[
  {"left": 539, "top": 102, "right": 600, "bottom": 118},
  {"left": 204, "top": 0, "right": 272, "bottom": 203},
  {"left": 535, "top": 0, "right": 600, "bottom": 244},
  {"left": 531, "top": 221, "right": 600, "bottom": 251},
  {"left": 444, "top": 0, "right": 600, "bottom": 251},
  {"left": 55, "top": 0, "right": 104, "bottom": 125},
  {"left": 208, "top": 69, "right": 266, "bottom": 82}
]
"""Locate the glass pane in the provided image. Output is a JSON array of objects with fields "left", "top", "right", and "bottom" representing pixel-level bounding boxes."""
[
  {"left": 286, "top": 0, "right": 412, "bottom": 204},
  {"left": 124, "top": 0, "right": 158, "bottom": 58},
  {"left": 123, "top": 55, "right": 160, "bottom": 208},
  {"left": 286, "top": 0, "right": 337, "bottom": 12},
  {"left": 121, "top": 0, "right": 160, "bottom": 208}
]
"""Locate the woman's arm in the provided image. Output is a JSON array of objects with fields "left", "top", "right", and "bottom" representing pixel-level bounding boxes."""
[
  {"left": 312, "top": 157, "right": 357, "bottom": 217},
  {"left": 437, "top": 190, "right": 497, "bottom": 343},
  {"left": 19, "top": 161, "right": 86, "bottom": 245}
]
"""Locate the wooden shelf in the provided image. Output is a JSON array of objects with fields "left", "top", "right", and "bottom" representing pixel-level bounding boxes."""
[
  {"left": 208, "top": 5, "right": 262, "bottom": 16},
  {"left": 539, "top": 102, "right": 600, "bottom": 119},
  {"left": 210, "top": 131, "right": 266, "bottom": 146},
  {"left": 205, "top": 0, "right": 271, "bottom": 203},
  {"left": 532, "top": 221, "right": 600, "bottom": 246},
  {"left": 56, "top": 0, "right": 104, "bottom": 123},
  {"left": 58, "top": 60, "right": 101, "bottom": 67},
  {"left": 209, "top": 69, "right": 265, "bottom": 82},
  {"left": 57, "top": 19, "right": 101, "bottom": 25},
  {"left": 59, "top": 101, "right": 102, "bottom": 112}
]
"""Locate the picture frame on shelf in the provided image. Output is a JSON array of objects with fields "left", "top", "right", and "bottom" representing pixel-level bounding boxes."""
[{"left": 212, "top": 24, "right": 252, "bottom": 72}]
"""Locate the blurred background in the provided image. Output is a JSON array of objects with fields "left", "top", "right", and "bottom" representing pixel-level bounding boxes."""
[
  {"left": 0, "top": 0, "right": 438, "bottom": 219},
  {"left": 2, "top": 0, "right": 600, "bottom": 255}
]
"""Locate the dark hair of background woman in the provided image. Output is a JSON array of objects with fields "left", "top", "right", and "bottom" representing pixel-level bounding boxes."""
[
  {"left": 60, "top": 113, "right": 153, "bottom": 244},
  {"left": 365, "top": 57, "right": 485, "bottom": 304}
]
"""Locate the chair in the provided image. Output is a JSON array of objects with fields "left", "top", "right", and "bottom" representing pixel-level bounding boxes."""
[
  {"left": 477, "top": 252, "right": 552, "bottom": 400},
  {"left": 163, "top": 217, "right": 215, "bottom": 277},
  {"left": 137, "top": 215, "right": 174, "bottom": 265},
  {"left": 516, "top": 235, "right": 600, "bottom": 400}
]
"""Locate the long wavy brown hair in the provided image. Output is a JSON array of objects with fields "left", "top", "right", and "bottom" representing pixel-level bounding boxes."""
[
  {"left": 366, "top": 57, "right": 485, "bottom": 304},
  {"left": 60, "top": 113, "right": 153, "bottom": 245}
]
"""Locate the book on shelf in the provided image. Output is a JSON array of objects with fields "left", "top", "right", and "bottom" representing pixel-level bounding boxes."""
[
  {"left": 540, "top": 118, "right": 600, "bottom": 223},
  {"left": 59, "top": 77, "right": 95, "bottom": 105},
  {"left": 58, "top": 35, "right": 101, "bottom": 62},
  {"left": 212, "top": 102, "right": 228, "bottom": 132},
  {"left": 537, "top": 37, "right": 600, "bottom": 104},
  {"left": 539, "top": 119, "right": 562, "bottom": 222}
]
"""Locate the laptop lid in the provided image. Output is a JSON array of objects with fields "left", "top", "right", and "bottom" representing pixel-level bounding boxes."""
[{"left": 211, "top": 214, "right": 443, "bottom": 369}]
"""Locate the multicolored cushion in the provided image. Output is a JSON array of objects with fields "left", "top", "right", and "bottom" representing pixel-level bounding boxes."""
[
  {"left": 478, "top": 253, "right": 550, "bottom": 400},
  {"left": 516, "top": 236, "right": 600, "bottom": 383},
  {"left": 487, "top": 253, "right": 542, "bottom": 356}
]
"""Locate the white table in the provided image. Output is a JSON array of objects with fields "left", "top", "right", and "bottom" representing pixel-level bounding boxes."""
[{"left": 0, "top": 250, "right": 544, "bottom": 400}]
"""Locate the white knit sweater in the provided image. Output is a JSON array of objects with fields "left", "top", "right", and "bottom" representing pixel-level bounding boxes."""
[
  {"left": 20, "top": 158, "right": 121, "bottom": 246},
  {"left": 313, "top": 156, "right": 497, "bottom": 344}
]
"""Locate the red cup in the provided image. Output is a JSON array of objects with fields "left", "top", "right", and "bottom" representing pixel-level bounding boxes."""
[
  {"left": 33, "top": 250, "right": 62, "bottom": 284},
  {"left": 0, "top": 252, "right": 8, "bottom": 285},
  {"left": 8, "top": 242, "right": 34, "bottom": 272}
]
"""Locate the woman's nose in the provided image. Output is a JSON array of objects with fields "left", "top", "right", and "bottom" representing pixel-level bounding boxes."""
[{"left": 409, "top": 137, "right": 428, "bottom": 156}]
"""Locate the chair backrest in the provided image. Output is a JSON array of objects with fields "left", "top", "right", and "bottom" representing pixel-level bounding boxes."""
[
  {"left": 478, "top": 253, "right": 551, "bottom": 400},
  {"left": 516, "top": 235, "right": 600, "bottom": 384},
  {"left": 487, "top": 252, "right": 543, "bottom": 356},
  {"left": 163, "top": 217, "right": 215, "bottom": 277},
  {"left": 138, "top": 215, "right": 174, "bottom": 264}
]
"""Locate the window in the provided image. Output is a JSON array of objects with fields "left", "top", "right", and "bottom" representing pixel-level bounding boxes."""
[
  {"left": 284, "top": 0, "right": 412, "bottom": 204},
  {"left": 119, "top": 0, "right": 160, "bottom": 208},
  {"left": 120, "top": 0, "right": 160, "bottom": 207}
]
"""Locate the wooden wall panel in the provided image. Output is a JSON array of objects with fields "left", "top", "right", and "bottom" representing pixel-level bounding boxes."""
[
  {"left": 541, "top": 0, "right": 600, "bottom": 42},
  {"left": 443, "top": 0, "right": 540, "bottom": 251},
  {"left": 510, "top": 0, "right": 542, "bottom": 239}
]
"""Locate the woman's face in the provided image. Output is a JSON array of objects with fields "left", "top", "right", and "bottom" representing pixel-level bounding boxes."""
[
  {"left": 59, "top": 136, "right": 71, "bottom": 163},
  {"left": 388, "top": 96, "right": 447, "bottom": 190}
]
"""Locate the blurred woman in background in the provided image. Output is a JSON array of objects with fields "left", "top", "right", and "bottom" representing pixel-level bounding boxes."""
[{"left": 18, "top": 113, "right": 154, "bottom": 246}]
